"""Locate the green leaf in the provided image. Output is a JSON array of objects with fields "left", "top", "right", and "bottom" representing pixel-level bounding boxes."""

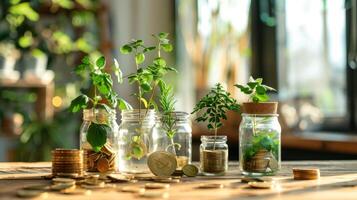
[
  {"left": 69, "top": 94, "right": 89, "bottom": 112},
  {"left": 120, "top": 45, "right": 132, "bottom": 54},
  {"left": 96, "top": 56, "right": 105, "bottom": 69},
  {"left": 118, "top": 98, "right": 132, "bottom": 110},
  {"left": 132, "top": 135, "right": 140, "bottom": 142},
  {"left": 131, "top": 145, "right": 144, "bottom": 159},
  {"left": 82, "top": 56, "right": 90, "bottom": 64},
  {"left": 256, "top": 85, "right": 266, "bottom": 95},
  {"left": 143, "top": 46, "right": 156, "bottom": 52},
  {"left": 159, "top": 32, "right": 169, "bottom": 39},
  {"left": 247, "top": 82, "right": 258, "bottom": 89},
  {"left": 113, "top": 58, "right": 123, "bottom": 84},
  {"left": 91, "top": 73, "right": 113, "bottom": 96},
  {"left": 255, "top": 93, "right": 269, "bottom": 102},
  {"left": 86, "top": 123, "right": 110, "bottom": 152},
  {"left": 135, "top": 53, "right": 145, "bottom": 64},
  {"left": 161, "top": 44, "right": 173, "bottom": 52},
  {"left": 140, "top": 82, "right": 151, "bottom": 92},
  {"left": 153, "top": 57, "right": 166, "bottom": 66}
]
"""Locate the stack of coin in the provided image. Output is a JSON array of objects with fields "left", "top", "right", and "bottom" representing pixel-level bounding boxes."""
[
  {"left": 293, "top": 168, "right": 320, "bottom": 180},
  {"left": 84, "top": 143, "right": 116, "bottom": 173},
  {"left": 201, "top": 149, "right": 228, "bottom": 174},
  {"left": 52, "top": 149, "right": 84, "bottom": 177}
]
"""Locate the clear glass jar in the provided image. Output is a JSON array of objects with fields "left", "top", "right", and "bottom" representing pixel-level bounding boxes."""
[
  {"left": 152, "top": 112, "right": 192, "bottom": 169},
  {"left": 80, "top": 108, "right": 119, "bottom": 173},
  {"left": 239, "top": 114, "right": 281, "bottom": 176},
  {"left": 200, "top": 135, "right": 228, "bottom": 176},
  {"left": 118, "top": 109, "right": 156, "bottom": 173}
]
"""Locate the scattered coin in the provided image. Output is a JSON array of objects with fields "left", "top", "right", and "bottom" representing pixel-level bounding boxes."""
[
  {"left": 16, "top": 190, "right": 45, "bottom": 198},
  {"left": 293, "top": 168, "right": 320, "bottom": 180},
  {"left": 139, "top": 190, "right": 169, "bottom": 199},
  {"left": 147, "top": 151, "right": 177, "bottom": 177},
  {"left": 84, "top": 179, "right": 105, "bottom": 186},
  {"left": 133, "top": 173, "right": 155, "bottom": 181},
  {"left": 197, "top": 183, "right": 224, "bottom": 189},
  {"left": 182, "top": 164, "right": 199, "bottom": 177},
  {"left": 120, "top": 186, "right": 145, "bottom": 193},
  {"left": 171, "top": 170, "right": 183, "bottom": 177},
  {"left": 52, "top": 178, "right": 76, "bottom": 185},
  {"left": 50, "top": 183, "right": 76, "bottom": 191},
  {"left": 23, "top": 184, "right": 50, "bottom": 191},
  {"left": 155, "top": 178, "right": 181, "bottom": 183},
  {"left": 61, "top": 188, "right": 91, "bottom": 195},
  {"left": 108, "top": 174, "right": 137, "bottom": 183},
  {"left": 248, "top": 181, "right": 273, "bottom": 189},
  {"left": 145, "top": 183, "right": 170, "bottom": 189}
]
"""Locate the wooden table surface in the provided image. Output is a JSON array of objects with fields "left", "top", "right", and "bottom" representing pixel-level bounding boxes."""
[{"left": 0, "top": 161, "right": 357, "bottom": 200}]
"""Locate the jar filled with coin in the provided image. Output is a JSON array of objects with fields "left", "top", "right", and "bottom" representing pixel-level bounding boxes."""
[
  {"left": 118, "top": 109, "right": 156, "bottom": 173},
  {"left": 239, "top": 103, "right": 281, "bottom": 176},
  {"left": 80, "top": 108, "right": 119, "bottom": 173},
  {"left": 200, "top": 135, "right": 228, "bottom": 176},
  {"left": 152, "top": 111, "right": 192, "bottom": 169}
]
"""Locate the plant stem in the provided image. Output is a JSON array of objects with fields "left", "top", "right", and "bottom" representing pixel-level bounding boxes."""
[
  {"left": 213, "top": 128, "right": 217, "bottom": 151},
  {"left": 135, "top": 51, "right": 142, "bottom": 123}
]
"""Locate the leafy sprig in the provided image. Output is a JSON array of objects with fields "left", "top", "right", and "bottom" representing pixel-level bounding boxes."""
[
  {"left": 191, "top": 83, "right": 240, "bottom": 150},
  {"left": 234, "top": 76, "right": 276, "bottom": 103}
]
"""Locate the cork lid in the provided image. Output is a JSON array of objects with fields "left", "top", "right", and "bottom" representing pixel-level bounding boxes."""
[{"left": 242, "top": 102, "right": 278, "bottom": 114}]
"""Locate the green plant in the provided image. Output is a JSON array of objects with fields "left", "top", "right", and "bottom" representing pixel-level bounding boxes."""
[
  {"left": 119, "top": 32, "right": 176, "bottom": 160},
  {"left": 158, "top": 81, "right": 180, "bottom": 154},
  {"left": 243, "top": 131, "right": 279, "bottom": 161},
  {"left": 234, "top": 76, "right": 275, "bottom": 103},
  {"left": 191, "top": 83, "right": 240, "bottom": 150},
  {"left": 69, "top": 55, "right": 131, "bottom": 152}
]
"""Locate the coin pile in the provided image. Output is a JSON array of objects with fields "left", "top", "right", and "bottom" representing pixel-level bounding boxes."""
[
  {"left": 293, "top": 168, "right": 320, "bottom": 180},
  {"left": 84, "top": 143, "right": 116, "bottom": 173},
  {"left": 52, "top": 149, "right": 84, "bottom": 177},
  {"left": 201, "top": 149, "right": 228, "bottom": 174}
]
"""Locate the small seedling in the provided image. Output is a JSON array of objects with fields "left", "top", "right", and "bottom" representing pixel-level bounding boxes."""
[
  {"left": 234, "top": 76, "right": 275, "bottom": 103},
  {"left": 191, "top": 83, "right": 240, "bottom": 150}
]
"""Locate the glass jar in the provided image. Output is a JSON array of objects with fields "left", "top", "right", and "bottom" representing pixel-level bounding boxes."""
[
  {"left": 80, "top": 108, "right": 119, "bottom": 173},
  {"left": 152, "top": 112, "right": 192, "bottom": 169},
  {"left": 118, "top": 109, "right": 156, "bottom": 173},
  {"left": 200, "top": 135, "right": 228, "bottom": 176},
  {"left": 239, "top": 114, "right": 281, "bottom": 176}
]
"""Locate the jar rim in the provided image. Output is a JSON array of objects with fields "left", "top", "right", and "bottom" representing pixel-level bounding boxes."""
[
  {"left": 157, "top": 111, "right": 190, "bottom": 120},
  {"left": 201, "top": 135, "right": 227, "bottom": 142},
  {"left": 241, "top": 113, "right": 279, "bottom": 117}
]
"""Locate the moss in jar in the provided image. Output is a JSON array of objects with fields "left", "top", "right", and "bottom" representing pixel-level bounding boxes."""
[{"left": 242, "top": 131, "right": 279, "bottom": 173}]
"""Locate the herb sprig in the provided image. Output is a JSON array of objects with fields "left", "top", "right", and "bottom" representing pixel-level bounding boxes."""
[
  {"left": 234, "top": 76, "right": 276, "bottom": 103},
  {"left": 191, "top": 83, "right": 240, "bottom": 150}
]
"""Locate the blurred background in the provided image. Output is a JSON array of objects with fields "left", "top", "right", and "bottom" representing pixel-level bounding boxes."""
[{"left": 0, "top": 0, "right": 356, "bottom": 162}]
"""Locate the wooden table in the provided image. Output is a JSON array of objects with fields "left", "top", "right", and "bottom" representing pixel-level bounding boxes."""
[{"left": 0, "top": 161, "right": 357, "bottom": 200}]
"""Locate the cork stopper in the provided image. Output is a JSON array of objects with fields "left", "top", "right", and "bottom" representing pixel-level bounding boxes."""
[{"left": 242, "top": 102, "right": 278, "bottom": 114}]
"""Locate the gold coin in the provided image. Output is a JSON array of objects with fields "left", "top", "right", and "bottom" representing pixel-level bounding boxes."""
[
  {"left": 133, "top": 173, "right": 155, "bottom": 180},
  {"left": 97, "top": 158, "right": 110, "bottom": 172},
  {"left": 23, "top": 184, "right": 50, "bottom": 191},
  {"left": 84, "top": 179, "right": 105, "bottom": 186},
  {"left": 52, "top": 178, "right": 76, "bottom": 185},
  {"left": 248, "top": 181, "right": 273, "bottom": 189},
  {"left": 107, "top": 174, "right": 137, "bottom": 183},
  {"left": 145, "top": 183, "right": 170, "bottom": 189},
  {"left": 147, "top": 151, "right": 177, "bottom": 177},
  {"left": 50, "top": 183, "right": 76, "bottom": 191},
  {"left": 120, "top": 186, "right": 145, "bottom": 193},
  {"left": 139, "top": 191, "right": 169, "bottom": 199},
  {"left": 293, "top": 168, "right": 320, "bottom": 180},
  {"left": 197, "top": 183, "right": 224, "bottom": 189},
  {"left": 182, "top": 164, "right": 199, "bottom": 177},
  {"left": 154, "top": 178, "right": 181, "bottom": 183},
  {"left": 16, "top": 190, "right": 45, "bottom": 198}
]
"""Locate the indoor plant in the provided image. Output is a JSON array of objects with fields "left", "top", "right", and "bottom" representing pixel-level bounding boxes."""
[
  {"left": 70, "top": 55, "right": 131, "bottom": 173},
  {"left": 192, "top": 83, "right": 240, "bottom": 175},
  {"left": 235, "top": 76, "right": 281, "bottom": 175},
  {"left": 118, "top": 32, "right": 177, "bottom": 173}
]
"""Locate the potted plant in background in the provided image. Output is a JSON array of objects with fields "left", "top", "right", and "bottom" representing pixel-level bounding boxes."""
[
  {"left": 22, "top": 48, "right": 53, "bottom": 82},
  {"left": 0, "top": 42, "right": 20, "bottom": 82},
  {"left": 70, "top": 55, "right": 131, "bottom": 173},
  {"left": 192, "top": 83, "right": 240, "bottom": 175},
  {"left": 235, "top": 77, "right": 281, "bottom": 176},
  {"left": 118, "top": 32, "right": 177, "bottom": 173}
]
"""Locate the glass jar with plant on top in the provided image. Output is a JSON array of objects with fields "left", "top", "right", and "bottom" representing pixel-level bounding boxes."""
[
  {"left": 152, "top": 81, "right": 192, "bottom": 169},
  {"left": 192, "top": 83, "right": 240, "bottom": 176},
  {"left": 70, "top": 55, "right": 131, "bottom": 173},
  {"left": 235, "top": 77, "right": 281, "bottom": 176},
  {"left": 118, "top": 32, "right": 177, "bottom": 173}
]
